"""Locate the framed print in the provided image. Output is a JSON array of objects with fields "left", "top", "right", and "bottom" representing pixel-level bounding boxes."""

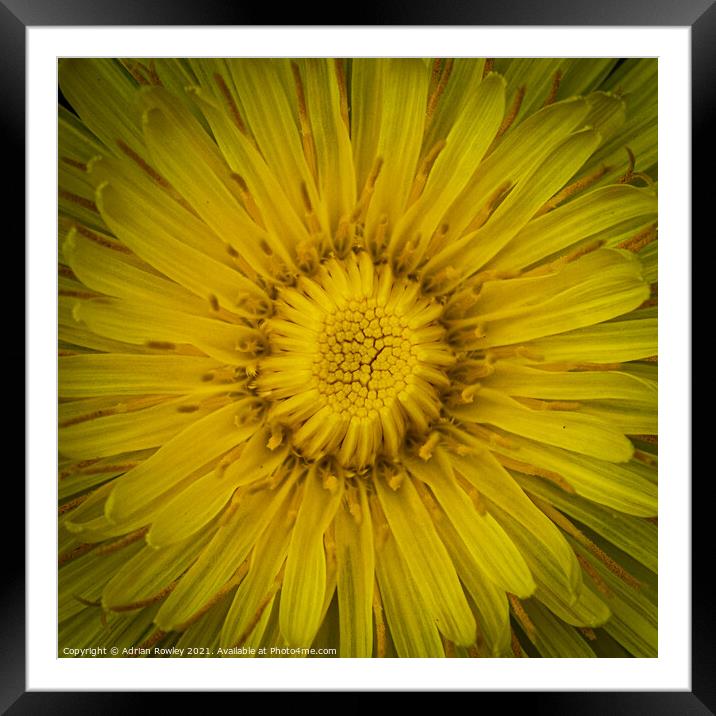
[{"left": 13, "top": 0, "right": 704, "bottom": 709}]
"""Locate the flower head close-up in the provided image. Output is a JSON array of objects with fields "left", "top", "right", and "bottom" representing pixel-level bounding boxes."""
[{"left": 58, "top": 57, "right": 658, "bottom": 659}]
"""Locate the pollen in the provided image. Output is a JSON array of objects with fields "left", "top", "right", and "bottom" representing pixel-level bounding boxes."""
[
  {"left": 257, "top": 252, "right": 454, "bottom": 468},
  {"left": 316, "top": 300, "right": 415, "bottom": 413}
]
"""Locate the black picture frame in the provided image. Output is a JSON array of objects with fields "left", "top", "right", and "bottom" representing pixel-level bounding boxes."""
[{"left": 10, "top": 0, "right": 705, "bottom": 709}]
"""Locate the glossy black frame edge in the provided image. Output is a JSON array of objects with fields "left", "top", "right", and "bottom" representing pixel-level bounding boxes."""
[{"left": 9, "top": 0, "right": 706, "bottom": 709}]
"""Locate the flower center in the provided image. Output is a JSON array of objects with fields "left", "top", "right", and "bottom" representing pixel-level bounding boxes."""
[
  {"left": 315, "top": 300, "right": 414, "bottom": 418},
  {"left": 256, "top": 252, "right": 455, "bottom": 469}
]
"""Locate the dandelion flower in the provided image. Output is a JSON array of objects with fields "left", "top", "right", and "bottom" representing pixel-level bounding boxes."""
[{"left": 58, "top": 58, "right": 658, "bottom": 658}]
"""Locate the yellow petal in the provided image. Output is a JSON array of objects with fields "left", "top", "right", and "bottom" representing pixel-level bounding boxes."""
[
  {"left": 535, "top": 583, "right": 611, "bottom": 628},
  {"left": 62, "top": 482, "right": 113, "bottom": 534},
  {"left": 155, "top": 477, "right": 294, "bottom": 630},
  {"left": 488, "top": 185, "right": 656, "bottom": 271},
  {"left": 453, "top": 129, "right": 603, "bottom": 274},
  {"left": 280, "top": 465, "right": 344, "bottom": 646},
  {"left": 220, "top": 496, "right": 295, "bottom": 649},
  {"left": 59, "top": 104, "right": 105, "bottom": 163},
  {"left": 582, "top": 91, "right": 627, "bottom": 145},
  {"left": 59, "top": 167, "right": 106, "bottom": 231},
  {"left": 187, "top": 83, "right": 313, "bottom": 262},
  {"left": 72, "top": 297, "right": 262, "bottom": 365},
  {"left": 61, "top": 603, "right": 158, "bottom": 654},
  {"left": 59, "top": 59, "right": 145, "bottom": 159},
  {"left": 451, "top": 387, "right": 633, "bottom": 462},
  {"left": 585, "top": 59, "right": 658, "bottom": 184},
  {"left": 229, "top": 60, "right": 319, "bottom": 219},
  {"left": 145, "top": 470, "right": 239, "bottom": 548},
  {"left": 60, "top": 296, "right": 139, "bottom": 354},
  {"left": 350, "top": 59, "right": 386, "bottom": 192},
  {"left": 240, "top": 595, "right": 279, "bottom": 654},
  {"left": 92, "top": 162, "right": 269, "bottom": 315},
  {"left": 59, "top": 394, "right": 223, "bottom": 460},
  {"left": 62, "top": 225, "right": 211, "bottom": 317},
  {"left": 439, "top": 96, "right": 590, "bottom": 241},
  {"left": 299, "top": 59, "right": 357, "bottom": 231},
  {"left": 428, "top": 503, "right": 512, "bottom": 656},
  {"left": 422, "top": 59, "right": 486, "bottom": 149},
  {"left": 522, "top": 599, "right": 597, "bottom": 657},
  {"left": 528, "top": 316, "right": 657, "bottom": 364},
  {"left": 59, "top": 354, "right": 224, "bottom": 397},
  {"left": 451, "top": 450, "right": 582, "bottom": 601},
  {"left": 484, "top": 361, "right": 657, "bottom": 405},
  {"left": 105, "top": 401, "right": 258, "bottom": 523},
  {"left": 373, "top": 505, "right": 444, "bottom": 658},
  {"left": 334, "top": 483, "right": 374, "bottom": 657},
  {"left": 138, "top": 87, "right": 278, "bottom": 266},
  {"left": 558, "top": 59, "right": 618, "bottom": 98},
  {"left": 576, "top": 544, "right": 657, "bottom": 657},
  {"left": 149, "top": 58, "right": 213, "bottom": 129},
  {"left": 494, "top": 434, "right": 657, "bottom": 516},
  {"left": 493, "top": 58, "right": 566, "bottom": 123},
  {"left": 391, "top": 72, "right": 506, "bottom": 263},
  {"left": 175, "top": 591, "right": 232, "bottom": 653},
  {"left": 59, "top": 540, "right": 144, "bottom": 622},
  {"left": 220, "top": 425, "right": 291, "bottom": 487},
  {"left": 514, "top": 472, "right": 657, "bottom": 572},
  {"left": 471, "top": 250, "right": 650, "bottom": 349},
  {"left": 60, "top": 454, "right": 147, "bottom": 502},
  {"left": 405, "top": 451, "right": 535, "bottom": 597},
  {"left": 580, "top": 400, "right": 657, "bottom": 435},
  {"left": 103, "top": 529, "right": 214, "bottom": 610},
  {"left": 638, "top": 240, "right": 658, "bottom": 283},
  {"left": 364, "top": 60, "right": 429, "bottom": 235},
  {"left": 374, "top": 471, "right": 476, "bottom": 646}
]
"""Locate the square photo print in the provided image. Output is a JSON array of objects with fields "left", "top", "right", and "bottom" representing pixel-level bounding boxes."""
[{"left": 58, "top": 57, "right": 658, "bottom": 659}]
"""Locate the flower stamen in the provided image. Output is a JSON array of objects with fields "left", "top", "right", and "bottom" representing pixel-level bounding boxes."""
[
  {"left": 259, "top": 254, "right": 452, "bottom": 468},
  {"left": 213, "top": 72, "right": 249, "bottom": 136},
  {"left": 490, "top": 84, "right": 526, "bottom": 147},
  {"left": 351, "top": 156, "right": 384, "bottom": 224},
  {"left": 533, "top": 497, "right": 643, "bottom": 589},
  {"left": 426, "top": 58, "right": 454, "bottom": 126},
  {"left": 71, "top": 224, "right": 131, "bottom": 253},
  {"left": 334, "top": 59, "right": 350, "bottom": 130},
  {"left": 60, "top": 156, "right": 87, "bottom": 171},
  {"left": 534, "top": 164, "right": 611, "bottom": 217},
  {"left": 372, "top": 579, "right": 387, "bottom": 658},
  {"left": 508, "top": 592, "right": 537, "bottom": 643},
  {"left": 407, "top": 139, "right": 447, "bottom": 206},
  {"left": 618, "top": 223, "right": 657, "bottom": 253},
  {"left": 59, "top": 189, "right": 99, "bottom": 214},
  {"left": 291, "top": 62, "right": 318, "bottom": 183},
  {"left": 542, "top": 69, "right": 563, "bottom": 107},
  {"left": 94, "top": 527, "right": 149, "bottom": 556}
]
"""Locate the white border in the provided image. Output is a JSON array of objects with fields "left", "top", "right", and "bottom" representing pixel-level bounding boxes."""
[{"left": 28, "top": 27, "right": 691, "bottom": 691}]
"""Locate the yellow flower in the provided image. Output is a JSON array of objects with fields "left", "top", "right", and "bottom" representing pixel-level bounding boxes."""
[{"left": 58, "top": 58, "right": 658, "bottom": 658}]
